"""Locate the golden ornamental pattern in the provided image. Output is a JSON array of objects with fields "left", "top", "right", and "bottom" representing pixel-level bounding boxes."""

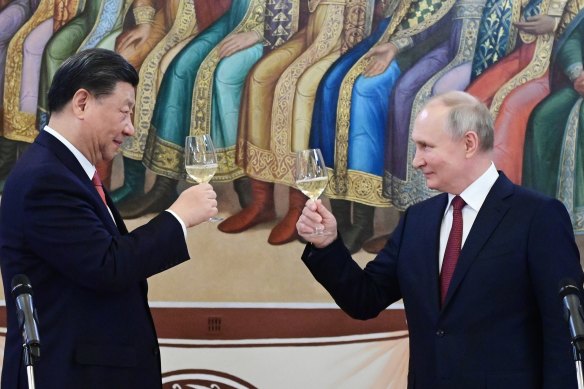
[
  {"left": 189, "top": 0, "right": 266, "bottom": 137},
  {"left": 331, "top": 0, "right": 412, "bottom": 196},
  {"left": 341, "top": 0, "right": 373, "bottom": 54},
  {"left": 490, "top": 33, "right": 554, "bottom": 117},
  {"left": 326, "top": 169, "right": 390, "bottom": 206},
  {"left": 556, "top": 0, "right": 584, "bottom": 38},
  {"left": 557, "top": 98, "right": 581, "bottom": 230},
  {"left": 3, "top": 0, "right": 55, "bottom": 142},
  {"left": 188, "top": 0, "right": 266, "bottom": 180},
  {"left": 519, "top": 0, "right": 563, "bottom": 43},
  {"left": 142, "top": 130, "right": 183, "bottom": 180},
  {"left": 507, "top": 0, "right": 524, "bottom": 54},
  {"left": 491, "top": 0, "right": 569, "bottom": 115},
  {"left": 236, "top": 139, "right": 290, "bottom": 185},
  {"left": 267, "top": 3, "right": 345, "bottom": 185},
  {"left": 392, "top": 0, "right": 457, "bottom": 41},
  {"left": 122, "top": 0, "right": 198, "bottom": 160},
  {"left": 384, "top": 6, "right": 484, "bottom": 209},
  {"left": 143, "top": 129, "right": 242, "bottom": 182},
  {"left": 133, "top": 4, "right": 156, "bottom": 25}
]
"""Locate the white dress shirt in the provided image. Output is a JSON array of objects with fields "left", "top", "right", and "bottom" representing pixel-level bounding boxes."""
[
  {"left": 438, "top": 162, "right": 499, "bottom": 272},
  {"left": 42, "top": 126, "right": 186, "bottom": 236}
]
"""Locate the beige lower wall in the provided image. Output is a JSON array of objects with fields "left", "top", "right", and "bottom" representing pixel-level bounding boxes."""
[{"left": 0, "top": 306, "right": 410, "bottom": 388}]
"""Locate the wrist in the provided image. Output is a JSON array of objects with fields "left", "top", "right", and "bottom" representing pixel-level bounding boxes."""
[
  {"left": 567, "top": 63, "right": 583, "bottom": 82},
  {"left": 133, "top": 5, "right": 155, "bottom": 25}
]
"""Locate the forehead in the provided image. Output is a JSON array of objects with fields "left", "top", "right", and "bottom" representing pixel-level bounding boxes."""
[{"left": 412, "top": 102, "right": 449, "bottom": 139}]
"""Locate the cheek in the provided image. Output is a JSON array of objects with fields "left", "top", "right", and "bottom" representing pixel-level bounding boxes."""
[
  {"left": 424, "top": 153, "right": 439, "bottom": 167},
  {"left": 427, "top": 157, "right": 448, "bottom": 178}
]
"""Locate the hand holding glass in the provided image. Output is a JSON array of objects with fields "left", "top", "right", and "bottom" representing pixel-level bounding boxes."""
[
  {"left": 295, "top": 148, "right": 330, "bottom": 235},
  {"left": 184, "top": 135, "right": 223, "bottom": 222}
]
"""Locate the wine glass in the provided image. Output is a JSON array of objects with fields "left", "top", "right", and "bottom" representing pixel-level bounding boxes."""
[
  {"left": 295, "top": 148, "right": 330, "bottom": 235},
  {"left": 184, "top": 135, "right": 223, "bottom": 222}
]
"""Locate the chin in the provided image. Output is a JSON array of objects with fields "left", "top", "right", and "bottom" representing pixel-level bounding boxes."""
[{"left": 102, "top": 151, "right": 117, "bottom": 163}]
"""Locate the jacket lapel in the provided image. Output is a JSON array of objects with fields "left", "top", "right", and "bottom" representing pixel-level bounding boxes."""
[
  {"left": 420, "top": 193, "right": 449, "bottom": 314},
  {"left": 35, "top": 131, "right": 127, "bottom": 234},
  {"left": 36, "top": 131, "right": 87, "bottom": 182},
  {"left": 441, "top": 173, "right": 514, "bottom": 308}
]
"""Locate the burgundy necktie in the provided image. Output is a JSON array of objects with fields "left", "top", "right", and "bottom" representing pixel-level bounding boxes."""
[
  {"left": 92, "top": 172, "right": 107, "bottom": 206},
  {"left": 440, "top": 195, "right": 466, "bottom": 305}
]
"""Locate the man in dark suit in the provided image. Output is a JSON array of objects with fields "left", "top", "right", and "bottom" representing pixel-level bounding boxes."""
[
  {"left": 297, "top": 91, "right": 584, "bottom": 388},
  {"left": 0, "top": 48, "right": 219, "bottom": 388}
]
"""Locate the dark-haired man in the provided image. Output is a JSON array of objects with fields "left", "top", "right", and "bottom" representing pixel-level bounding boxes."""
[{"left": 0, "top": 48, "right": 218, "bottom": 388}]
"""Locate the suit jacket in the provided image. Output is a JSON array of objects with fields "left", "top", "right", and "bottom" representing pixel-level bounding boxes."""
[
  {"left": 0, "top": 131, "right": 190, "bottom": 389},
  {"left": 303, "top": 172, "right": 583, "bottom": 388}
]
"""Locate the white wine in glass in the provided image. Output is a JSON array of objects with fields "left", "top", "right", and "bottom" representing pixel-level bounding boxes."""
[
  {"left": 184, "top": 135, "right": 223, "bottom": 222},
  {"left": 295, "top": 148, "right": 330, "bottom": 235},
  {"left": 185, "top": 164, "right": 218, "bottom": 184}
]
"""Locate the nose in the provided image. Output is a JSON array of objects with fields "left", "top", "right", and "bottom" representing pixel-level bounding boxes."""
[
  {"left": 123, "top": 121, "right": 135, "bottom": 136},
  {"left": 412, "top": 150, "right": 424, "bottom": 169}
]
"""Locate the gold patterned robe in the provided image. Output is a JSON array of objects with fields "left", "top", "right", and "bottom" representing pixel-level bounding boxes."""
[
  {"left": 2, "top": 0, "right": 82, "bottom": 142},
  {"left": 236, "top": 0, "right": 372, "bottom": 186},
  {"left": 115, "top": 0, "right": 166, "bottom": 70},
  {"left": 121, "top": 0, "right": 202, "bottom": 161},
  {"left": 323, "top": 0, "right": 456, "bottom": 206}
]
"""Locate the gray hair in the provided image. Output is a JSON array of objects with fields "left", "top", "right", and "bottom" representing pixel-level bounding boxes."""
[{"left": 427, "top": 91, "right": 494, "bottom": 152}]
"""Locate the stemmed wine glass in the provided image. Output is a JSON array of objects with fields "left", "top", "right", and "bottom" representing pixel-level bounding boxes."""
[
  {"left": 295, "top": 148, "right": 330, "bottom": 235},
  {"left": 184, "top": 135, "right": 223, "bottom": 222}
]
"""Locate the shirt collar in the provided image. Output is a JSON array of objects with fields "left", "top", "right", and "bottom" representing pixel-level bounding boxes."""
[
  {"left": 446, "top": 162, "right": 499, "bottom": 213},
  {"left": 43, "top": 125, "right": 95, "bottom": 180}
]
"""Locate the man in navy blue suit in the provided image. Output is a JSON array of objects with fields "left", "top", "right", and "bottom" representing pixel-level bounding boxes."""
[
  {"left": 297, "top": 91, "right": 584, "bottom": 388},
  {"left": 0, "top": 49, "right": 219, "bottom": 388}
]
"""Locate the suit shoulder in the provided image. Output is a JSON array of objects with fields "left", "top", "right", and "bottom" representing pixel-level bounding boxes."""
[
  {"left": 510, "top": 183, "right": 564, "bottom": 208},
  {"left": 4, "top": 148, "right": 82, "bottom": 204}
]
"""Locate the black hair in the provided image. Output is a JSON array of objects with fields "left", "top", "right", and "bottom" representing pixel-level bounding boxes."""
[{"left": 47, "top": 48, "right": 139, "bottom": 113}]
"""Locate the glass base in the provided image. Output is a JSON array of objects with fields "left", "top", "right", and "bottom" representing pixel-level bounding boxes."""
[{"left": 208, "top": 216, "right": 224, "bottom": 223}]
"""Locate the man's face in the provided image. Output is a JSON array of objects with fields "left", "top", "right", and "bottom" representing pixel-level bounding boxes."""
[
  {"left": 411, "top": 103, "right": 468, "bottom": 194},
  {"left": 84, "top": 81, "right": 135, "bottom": 163}
]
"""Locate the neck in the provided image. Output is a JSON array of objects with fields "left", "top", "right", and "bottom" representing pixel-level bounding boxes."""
[
  {"left": 453, "top": 156, "right": 492, "bottom": 195},
  {"left": 47, "top": 115, "right": 96, "bottom": 165}
]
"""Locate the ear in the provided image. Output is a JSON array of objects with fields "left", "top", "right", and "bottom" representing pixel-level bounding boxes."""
[
  {"left": 463, "top": 131, "right": 480, "bottom": 158},
  {"left": 71, "top": 89, "right": 91, "bottom": 118}
]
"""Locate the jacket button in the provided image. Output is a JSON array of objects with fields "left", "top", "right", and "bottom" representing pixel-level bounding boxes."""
[{"left": 436, "top": 329, "right": 445, "bottom": 337}]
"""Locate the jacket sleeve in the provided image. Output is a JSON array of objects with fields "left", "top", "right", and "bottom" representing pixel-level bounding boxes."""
[
  {"left": 302, "top": 213, "right": 405, "bottom": 319},
  {"left": 21, "top": 169, "right": 190, "bottom": 293}
]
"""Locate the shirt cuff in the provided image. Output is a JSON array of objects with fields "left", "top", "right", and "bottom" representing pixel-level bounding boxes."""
[{"left": 165, "top": 210, "right": 187, "bottom": 238}]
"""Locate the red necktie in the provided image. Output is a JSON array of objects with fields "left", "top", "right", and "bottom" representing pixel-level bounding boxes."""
[
  {"left": 440, "top": 195, "right": 466, "bottom": 305},
  {"left": 92, "top": 172, "right": 107, "bottom": 206}
]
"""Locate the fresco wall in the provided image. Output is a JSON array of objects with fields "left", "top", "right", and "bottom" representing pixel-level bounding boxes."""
[
  {"left": 1, "top": 0, "right": 583, "bottom": 259},
  {"left": 2, "top": 0, "right": 584, "bottom": 385}
]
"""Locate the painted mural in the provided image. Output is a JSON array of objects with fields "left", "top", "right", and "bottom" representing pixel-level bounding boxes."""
[{"left": 1, "top": 0, "right": 583, "bottom": 255}]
